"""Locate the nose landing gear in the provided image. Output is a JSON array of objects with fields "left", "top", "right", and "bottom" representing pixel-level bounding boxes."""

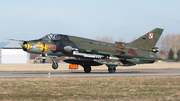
[{"left": 52, "top": 57, "right": 58, "bottom": 70}]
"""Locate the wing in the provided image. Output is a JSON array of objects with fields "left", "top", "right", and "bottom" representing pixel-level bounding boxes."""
[{"left": 5, "top": 38, "right": 25, "bottom": 42}]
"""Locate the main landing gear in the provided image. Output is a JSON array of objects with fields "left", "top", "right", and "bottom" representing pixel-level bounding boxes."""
[
  {"left": 83, "top": 65, "right": 91, "bottom": 73},
  {"left": 108, "top": 67, "right": 116, "bottom": 73},
  {"left": 52, "top": 57, "right": 58, "bottom": 70},
  {"left": 81, "top": 64, "right": 117, "bottom": 73},
  {"left": 81, "top": 63, "right": 91, "bottom": 73},
  {"left": 107, "top": 65, "right": 117, "bottom": 73}
]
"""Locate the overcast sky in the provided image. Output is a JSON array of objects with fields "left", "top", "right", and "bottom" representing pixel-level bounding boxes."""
[{"left": 0, "top": 0, "right": 180, "bottom": 42}]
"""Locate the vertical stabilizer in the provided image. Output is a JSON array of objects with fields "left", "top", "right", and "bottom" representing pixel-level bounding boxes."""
[{"left": 129, "top": 28, "right": 164, "bottom": 49}]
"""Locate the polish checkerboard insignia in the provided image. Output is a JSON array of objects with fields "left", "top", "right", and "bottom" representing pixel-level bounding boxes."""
[{"left": 149, "top": 33, "right": 153, "bottom": 39}]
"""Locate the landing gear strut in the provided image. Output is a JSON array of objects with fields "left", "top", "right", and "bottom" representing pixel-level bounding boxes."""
[
  {"left": 52, "top": 57, "right": 58, "bottom": 70},
  {"left": 106, "top": 65, "right": 117, "bottom": 73}
]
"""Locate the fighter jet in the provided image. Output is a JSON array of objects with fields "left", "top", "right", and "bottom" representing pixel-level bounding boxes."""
[{"left": 19, "top": 28, "right": 163, "bottom": 73}]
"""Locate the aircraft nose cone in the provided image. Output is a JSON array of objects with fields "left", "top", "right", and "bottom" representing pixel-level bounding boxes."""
[
  {"left": 21, "top": 43, "right": 33, "bottom": 50},
  {"left": 21, "top": 45, "right": 26, "bottom": 48}
]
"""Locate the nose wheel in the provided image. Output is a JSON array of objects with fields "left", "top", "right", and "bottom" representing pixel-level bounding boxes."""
[
  {"left": 52, "top": 62, "right": 58, "bottom": 69},
  {"left": 52, "top": 57, "right": 58, "bottom": 70}
]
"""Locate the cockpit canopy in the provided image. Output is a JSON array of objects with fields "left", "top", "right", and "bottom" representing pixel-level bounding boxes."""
[{"left": 40, "top": 34, "right": 68, "bottom": 40}]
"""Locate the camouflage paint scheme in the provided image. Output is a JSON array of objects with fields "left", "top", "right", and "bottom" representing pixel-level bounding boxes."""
[{"left": 20, "top": 28, "right": 164, "bottom": 73}]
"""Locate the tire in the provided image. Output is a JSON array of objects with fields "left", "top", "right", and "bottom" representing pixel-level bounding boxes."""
[
  {"left": 52, "top": 62, "right": 58, "bottom": 69},
  {"left": 84, "top": 65, "right": 91, "bottom": 73},
  {"left": 108, "top": 67, "right": 116, "bottom": 73}
]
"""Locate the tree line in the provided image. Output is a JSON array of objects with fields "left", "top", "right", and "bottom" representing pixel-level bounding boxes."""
[
  {"left": 157, "top": 34, "right": 180, "bottom": 54},
  {"left": 157, "top": 34, "right": 180, "bottom": 61}
]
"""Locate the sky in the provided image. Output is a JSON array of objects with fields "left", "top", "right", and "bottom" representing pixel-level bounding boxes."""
[{"left": 0, "top": 0, "right": 180, "bottom": 42}]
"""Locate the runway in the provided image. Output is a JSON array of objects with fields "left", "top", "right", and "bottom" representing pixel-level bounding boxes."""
[{"left": 0, "top": 69, "right": 180, "bottom": 78}]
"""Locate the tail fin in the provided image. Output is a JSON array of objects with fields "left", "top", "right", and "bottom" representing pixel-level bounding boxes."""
[{"left": 129, "top": 28, "right": 164, "bottom": 49}]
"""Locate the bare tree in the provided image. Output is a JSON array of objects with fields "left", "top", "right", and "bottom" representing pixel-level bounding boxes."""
[
  {"left": 172, "top": 34, "right": 178, "bottom": 53},
  {"left": 96, "top": 35, "right": 114, "bottom": 43},
  {"left": 118, "top": 37, "right": 126, "bottom": 42},
  {"left": 130, "top": 36, "right": 138, "bottom": 42},
  {"left": 157, "top": 33, "right": 180, "bottom": 54}
]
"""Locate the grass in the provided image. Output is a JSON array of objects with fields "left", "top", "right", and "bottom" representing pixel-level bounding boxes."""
[{"left": 0, "top": 76, "right": 180, "bottom": 101}]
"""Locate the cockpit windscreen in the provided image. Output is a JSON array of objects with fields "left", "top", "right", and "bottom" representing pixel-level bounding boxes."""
[{"left": 40, "top": 34, "right": 67, "bottom": 40}]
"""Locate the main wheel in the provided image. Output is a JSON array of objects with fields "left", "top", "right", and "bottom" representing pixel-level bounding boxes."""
[
  {"left": 84, "top": 65, "right": 91, "bottom": 73},
  {"left": 108, "top": 67, "right": 116, "bottom": 73},
  {"left": 52, "top": 62, "right": 58, "bottom": 70}
]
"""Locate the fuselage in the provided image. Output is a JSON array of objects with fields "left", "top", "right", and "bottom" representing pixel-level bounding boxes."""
[
  {"left": 22, "top": 34, "right": 157, "bottom": 66},
  {"left": 20, "top": 28, "right": 164, "bottom": 73}
]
